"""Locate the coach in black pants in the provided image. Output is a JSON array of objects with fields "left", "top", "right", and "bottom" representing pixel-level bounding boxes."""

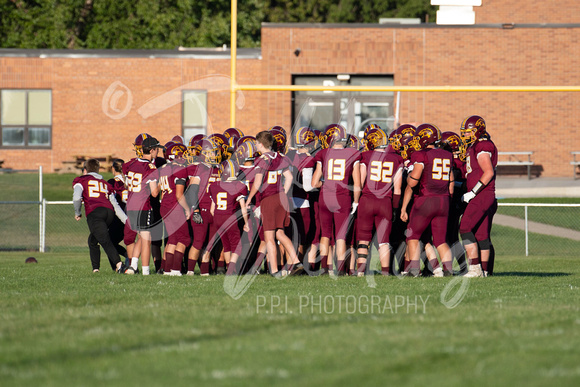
[
  {"left": 73, "top": 159, "right": 128, "bottom": 273},
  {"left": 86, "top": 207, "right": 122, "bottom": 271}
]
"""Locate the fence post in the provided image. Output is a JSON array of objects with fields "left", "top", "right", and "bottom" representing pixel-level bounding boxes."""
[
  {"left": 38, "top": 166, "right": 44, "bottom": 253},
  {"left": 524, "top": 205, "right": 529, "bottom": 257}
]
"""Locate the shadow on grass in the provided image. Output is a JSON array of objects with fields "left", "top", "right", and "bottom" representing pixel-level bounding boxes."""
[{"left": 494, "top": 272, "right": 571, "bottom": 277}]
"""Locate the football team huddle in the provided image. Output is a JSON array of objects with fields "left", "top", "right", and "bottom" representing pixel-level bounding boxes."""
[{"left": 73, "top": 115, "right": 497, "bottom": 279}]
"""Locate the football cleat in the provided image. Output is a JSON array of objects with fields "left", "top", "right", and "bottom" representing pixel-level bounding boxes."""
[
  {"left": 124, "top": 266, "right": 139, "bottom": 275},
  {"left": 464, "top": 264, "right": 484, "bottom": 278},
  {"left": 288, "top": 263, "right": 305, "bottom": 276}
]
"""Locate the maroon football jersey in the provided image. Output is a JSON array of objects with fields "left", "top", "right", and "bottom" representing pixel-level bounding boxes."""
[
  {"left": 465, "top": 139, "right": 498, "bottom": 193},
  {"left": 453, "top": 158, "right": 466, "bottom": 181},
  {"left": 288, "top": 151, "right": 315, "bottom": 201},
  {"left": 193, "top": 163, "right": 222, "bottom": 209},
  {"left": 314, "top": 147, "right": 362, "bottom": 196},
  {"left": 238, "top": 165, "right": 257, "bottom": 192},
  {"left": 108, "top": 175, "right": 128, "bottom": 208},
  {"left": 73, "top": 174, "right": 114, "bottom": 216},
  {"left": 253, "top": 151, "right": 290, "bottom": 200},
  {"left": 122, "top": 158, "right": 158, "bottom": 211},
  {"left": 209, "top": 180, "right": 248, "bottom": 217},
  {"left": 185, "top": 161, "right": 200, "bottom": 181},
  {"left": 410, "top": 148, "right": 454, "bottom": 197},
  {"left": 361, "top": 149, "right": 404, "bottom": 199},
  {"left": 156, "top": 161, "right": 188, "bottom": 211}
]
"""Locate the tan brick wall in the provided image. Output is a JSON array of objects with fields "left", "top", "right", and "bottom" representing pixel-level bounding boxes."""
[
  {"left": 260, "top": 25, "right": 580, "bottom": 177},
  {"left": 1, "top": 7, "right": 580, "bottom": 177},
  {"left": 0, "top": 57, "right": 266, "bottom": 171},
  {"left": 475, "top": 0, "right": 580, "bottom": 24}
]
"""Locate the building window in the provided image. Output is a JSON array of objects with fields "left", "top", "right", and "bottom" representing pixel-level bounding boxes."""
[
  {"left": 292, "top": 75, "right": 395, "bottom": 135},
  {"left": 0, "top": 90, "right": 52, "bottom": 148},
  {"left": 182, "top": 90, "right": 207, "bottom": 144}
]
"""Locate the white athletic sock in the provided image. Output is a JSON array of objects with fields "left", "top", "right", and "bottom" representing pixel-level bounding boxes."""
[
  {"left": 131, "top": 258, "right": 139, "bottom": 270},
  {"left": 142, "top": 266, "right": 150, "bottom": 275}
]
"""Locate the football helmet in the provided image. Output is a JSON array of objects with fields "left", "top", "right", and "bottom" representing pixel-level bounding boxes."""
[
  {"left": 171, "top": 135, "right": 185, "bottom": 144},
  {"left": 238, "top": 135, "right": 256, "bottom": 146},
  {"left": 268, "top": 125, "right": 287, "bottom": 139},
  {"left": 346, "top": 134, "right": 360, "bottom": 150},
  {"left": 235, "top": 141, "right": 259, "bottom": 164},
  {"left": 166, "top": 143, "right": 187, "bottom": 161},
  {"left": 366, "top": 128, "right": 389, "bottom": 151},
  {"left": 416, "top": 123, "right": 441, "bottom": 149},
  {"left": 317, "top": 129, "right": 328, "bottom": 150},
  {"left": 440, "top": 131, "right": 466, "bottom": 161},
  {"left": 270, "top": 128, "right": 287, "bottom": 154},
  {"left": 389, "top": 124, "right": 416, "bottom": 152},
  {"left": 207, "top": 133, "right": 230, "bottom": 159},
  {"left": 294, "top": 126, "right": 317, "bottom": 148},
  {"left": 220, "top": 159, "right": 239, "bottom": 180},
  {"left": 223, "top": 127, "right": 244, "bottom": 140},
  {"left": 163, "top": 141, "right": 176, "bottom": 159},
  {"left": 185, "top": 135, "right": 205, "bottom": 163},
  {"left": 460, "top": 115, "right": 486, "bottom": 148},
  {"left": 199, "top": 139, "right": 222, "bottom": 165},
  {"left": 400, "top": 135, "right": 422, "bottom": 160},
  {"left": 363, "top": 123, "right": 382, "bottom": 139},
  {"left": 323, "top": 124, "right": 347, "bottom": 148},
  {"left": 133, "top": 133, "right": 152, "bottom": 158},
  {"left": 228, "top": 136, "right": 239, "bottom": 151}
]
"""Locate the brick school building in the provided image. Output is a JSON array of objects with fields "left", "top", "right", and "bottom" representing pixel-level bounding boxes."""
[{"left": 1, "top": 0, "right": 579, "bottom": 177}]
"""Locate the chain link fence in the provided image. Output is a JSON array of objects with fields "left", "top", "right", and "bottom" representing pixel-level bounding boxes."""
[
  {"left": 493, "top": 203, "right": 580, "bottom": 256},
  {"left": 1, "top": 169, "right": 579, "bottom": 256}
]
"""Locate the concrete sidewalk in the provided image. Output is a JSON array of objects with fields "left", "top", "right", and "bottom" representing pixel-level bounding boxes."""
[
  {"left": 494, "top": 214, "right": 580, "bottom": 240},
  {"left": 495, "top": 177, "right": 580, "bottom": 198}
]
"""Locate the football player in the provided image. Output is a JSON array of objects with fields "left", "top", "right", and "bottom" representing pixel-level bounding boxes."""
[
  {"left": 209, "top": 160, "right": 250, "bottom": 275},
  {"left": 439, "top": 131, "right": 468, "bottom": 274},
  {"left": 459, "top": 115, "right": 498, "bottom": 277},
  {"left": 156, "top": 143, "right": 191, "bottom": 276},
  {"left": 400, "top": 124, "right": 454, "bottom": 277},
  {"left": 185, "top": 139, "right": 222, "bottom": 276},
  {"left": 235, "top": 141, "right": 265, "bottom": 274},
  {"left": 312, "top": 124, "right": 362, "bottom": 276},
  {"left": 287, "top": 127, "right": 317, "bottom": 271},
  {"left": 357, "top": 129, "right": 404, "bottom": 276},
  {"left": 246, "top": 131, "right": 303, "bottom": 277},
  {"left": 107, "top": 159, "right": 129, "bottom": 263},
  {"left": 73, "top": 158, "right": 128, "bottom": 273},
  {"left": 122, "top": 135, "right": 163, "bottom": 275}
]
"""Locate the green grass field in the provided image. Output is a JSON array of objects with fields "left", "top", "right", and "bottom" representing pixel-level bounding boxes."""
[{"left": 1, "top": 253, "right": 579, "bottom": 387}]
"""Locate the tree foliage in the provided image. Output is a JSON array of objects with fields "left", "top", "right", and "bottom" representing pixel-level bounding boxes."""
[{"left": 0, "top": 0, "right": 436, "bottom": 49}]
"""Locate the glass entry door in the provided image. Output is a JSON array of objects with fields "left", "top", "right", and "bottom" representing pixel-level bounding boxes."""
[{"left": 292, "top": 75, "right": 395, "bottom": 136}]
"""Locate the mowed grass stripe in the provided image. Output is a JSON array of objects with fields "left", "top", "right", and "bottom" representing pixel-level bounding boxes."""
[{"left": 0, "top": 253, "right": 579, "bottom": 387}]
